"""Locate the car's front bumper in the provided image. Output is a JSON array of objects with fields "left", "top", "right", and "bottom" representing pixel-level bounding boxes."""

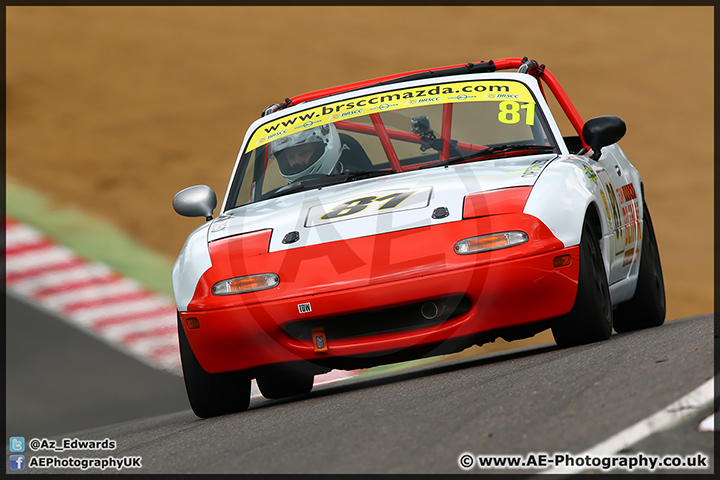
[{"left": 178, "top": 213, "right": 579, "bottom": 374}]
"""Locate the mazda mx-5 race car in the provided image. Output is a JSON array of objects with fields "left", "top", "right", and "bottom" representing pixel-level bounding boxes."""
[{"left": 172, "top": 57, "right": 665, "bottom": 418}]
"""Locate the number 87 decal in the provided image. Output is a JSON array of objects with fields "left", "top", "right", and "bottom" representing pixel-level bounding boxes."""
[{"left": 497, "top": 101, "right": 535, "bottom": 126}]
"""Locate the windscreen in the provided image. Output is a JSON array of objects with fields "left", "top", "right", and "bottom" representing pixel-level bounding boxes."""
[{"left": 227, "top": 79, "right": 556, "bottom": 209}]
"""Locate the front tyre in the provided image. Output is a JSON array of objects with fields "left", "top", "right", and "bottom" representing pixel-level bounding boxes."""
[
  {"left": 177, "top": 316, "right": 251, "bottom": 418},
  {"left": 612, "top": 203, "right": 666, "bottom": 332},
  {"left": 552, "top": 218, "right": 613, "bottom": 347}
]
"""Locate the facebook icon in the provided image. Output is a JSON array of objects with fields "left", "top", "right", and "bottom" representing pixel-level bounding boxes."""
[{"left": 9, "top": 455, "right": 25, "bottom": 470}]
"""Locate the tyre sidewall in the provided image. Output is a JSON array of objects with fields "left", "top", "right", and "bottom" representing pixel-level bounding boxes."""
[
  {"left": 612, "top": 203, "right": 666, "bottom": 332},
  {"left": 178, "top": 316, "right": 250, "bottom": 417},
  {"left": 552, "top": 220, "right": 613, "bottom": 347}
]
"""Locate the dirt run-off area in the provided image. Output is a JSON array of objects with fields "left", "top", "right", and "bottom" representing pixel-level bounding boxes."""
[{"left": 6, "top": 7, "right": 713, "bottom": 354}]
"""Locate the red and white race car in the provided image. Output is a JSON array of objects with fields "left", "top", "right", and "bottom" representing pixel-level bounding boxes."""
[{"left": 172, "top": 57, "right": 665, "bottom": 417}]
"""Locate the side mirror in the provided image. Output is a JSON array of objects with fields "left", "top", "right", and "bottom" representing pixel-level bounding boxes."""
[
  {"left": 173, "top": 185, "right": 217, "bottom": 221},
  {"left": 582, "top": 115, "right": 626, "bottom": 160}
]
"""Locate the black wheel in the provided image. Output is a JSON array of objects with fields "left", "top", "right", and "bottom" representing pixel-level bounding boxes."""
[
  {"left": 552, "top": 218, "right": 613, "bottom": 347},
  {"left": 177, "top": 316, "right": 251, "bottom": 418},
  {"left": 612, "top": 203, "right": 666, "bottom": 332},
  {"left": 256, "top": 368, "right": 314, "bottom": 400}
]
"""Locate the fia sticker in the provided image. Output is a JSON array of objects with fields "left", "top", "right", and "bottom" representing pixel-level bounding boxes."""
[{"left": 298, "top": 302, "right": 312, "bottom": 314}]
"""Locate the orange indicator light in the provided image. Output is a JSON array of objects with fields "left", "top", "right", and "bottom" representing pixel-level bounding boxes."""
[
  {"left": 553, "top": 254, "right": 572, "bottom": 267},
  {"left": 454, "top": 231, "right": 528, "bottom": 255},
  {"left": 467, "top": 234, "right": 509, "bottom": 250},
  {"left": 211, "top": 273, "right": 279, "bottom": 295}
]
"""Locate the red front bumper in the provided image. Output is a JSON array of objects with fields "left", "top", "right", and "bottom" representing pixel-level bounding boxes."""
[{"left": 179, "top": 213, "right": 579, "bottom": 374}]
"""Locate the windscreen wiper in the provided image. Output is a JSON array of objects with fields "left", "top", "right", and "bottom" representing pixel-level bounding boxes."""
[
  {"left": 262, "top": 182, "right": 307, "bottom": 200},
  {"left": 420, "top": 144, "right": 557, "bottom": 169},
  {"left": 301, "top": 169, "right": 394, "bottom": 188},
  {"left": 343, "top": 169, "right": 395, "bottom": 181},
  {"left": 263, "top": 170, "right": 394, "bottom": 200}
]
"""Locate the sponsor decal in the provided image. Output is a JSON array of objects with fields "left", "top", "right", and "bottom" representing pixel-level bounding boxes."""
[
  {"left": 616, "top": 182, "right": 638, "bottom": 203},
  {"left": 298, "top": 302, "right": 312, "bottom": 314},
  {"left": 247, "top": 80, "right": 535, "bottom": 152},
  {"left": 375, "top": 103, "right": 396, "bottom": 110},
  {"left": 484, "top": 93, "right": 520, "bottom": 100},
  {"left": 450, "top": 93, "right": 476, "bottom": 101},
  {"left": 622, "top": 200, "right": 640, "bottom": 246},
  {"left": 405, "top": 97, "right": 442, "bottom": 106},
  {"left": 583, "top": 165, "right": 599, "bottom": 184},
  {"left": 298, "top": 120, "right": 322, "bottom": 129},
  {"left": 522, "top": 158, "right": 551, "bottom": 177},
  {"left": 604, "top": 181, "right": 623, "bottom": 242},
  {"left": 622, "top": 247, "right": 635, "bottom": 267},
  {"left": 599, "top": 190, "right": 612, "bottom": 230},
  {"left": 330, "top": 109, "right": 364, "bottom": 121}
]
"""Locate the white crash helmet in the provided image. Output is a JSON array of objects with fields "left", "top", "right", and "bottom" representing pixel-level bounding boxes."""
[{"left": 270, "top": 124, "right": 341, "bottom": 183}]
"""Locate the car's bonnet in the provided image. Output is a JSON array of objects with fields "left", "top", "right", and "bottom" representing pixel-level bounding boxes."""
[{"left": 208, "top": 154, "right": 555, "bottom": 252}]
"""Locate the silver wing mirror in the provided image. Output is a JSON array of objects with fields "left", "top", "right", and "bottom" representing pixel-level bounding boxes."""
[{"left": 173, "top": 185, "right": 217, "bottom": 221}]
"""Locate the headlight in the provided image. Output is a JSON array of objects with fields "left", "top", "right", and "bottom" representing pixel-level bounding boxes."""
[
  {"left": 454, "top": 231, "right": 528, "bottom": 255},
  {"left": 212, "top": 273, "right": 279, "bottom": 295}
]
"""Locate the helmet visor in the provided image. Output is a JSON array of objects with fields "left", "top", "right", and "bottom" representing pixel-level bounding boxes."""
[{"left": 275, "top": 142, "right": 326, "bottom": 176}]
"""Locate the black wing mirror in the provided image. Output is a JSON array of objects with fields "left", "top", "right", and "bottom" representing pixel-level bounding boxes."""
[{"left": 582, "top": 116, "right": 626, "bottom": 160}]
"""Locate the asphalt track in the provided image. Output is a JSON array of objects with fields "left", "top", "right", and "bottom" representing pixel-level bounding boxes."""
[
  {"left": 5, "top": 294, "right": 189, "bottom": 439},
  {"left": 5, "top": 294, "right": 715, "bottom": 474}
]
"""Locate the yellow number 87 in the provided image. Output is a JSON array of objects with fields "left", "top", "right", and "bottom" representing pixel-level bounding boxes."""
[{"left": 497, "top": 101, "right": 535, "bottom": 126}]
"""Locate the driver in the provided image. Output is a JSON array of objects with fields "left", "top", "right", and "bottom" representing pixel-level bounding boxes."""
[{"left": 270, "top": 124, "right": 342, "bottom": 183}]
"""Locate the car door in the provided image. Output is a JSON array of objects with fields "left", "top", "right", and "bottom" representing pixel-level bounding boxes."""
[{"left": 592, "top": 147, "right": 640, "bottom": 284}]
